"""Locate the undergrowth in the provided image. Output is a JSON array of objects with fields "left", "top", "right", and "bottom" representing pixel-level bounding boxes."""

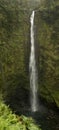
[{"left": 0, "top": 101, "right": 41, "bottom": 130}]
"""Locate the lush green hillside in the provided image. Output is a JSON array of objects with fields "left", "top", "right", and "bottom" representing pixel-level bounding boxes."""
[
  {"left": 35, "top": 1, "right": 59, "bottom": 107},
  {"left": 0, "top": 0, "right": 30, "bottom": 109}
]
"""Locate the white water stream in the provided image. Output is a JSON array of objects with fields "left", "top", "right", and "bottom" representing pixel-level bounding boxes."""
[{"left": 29, "top": 11, "right": 39, "bottom": 112}]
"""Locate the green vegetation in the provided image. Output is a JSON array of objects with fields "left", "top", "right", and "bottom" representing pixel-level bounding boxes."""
[
  {"left": 0, "top": 0, "right": 30, "bottom": 110},
  {"left": 0, "top": 101, "right": 41, "bottom": 130},
  {"left": 0, "top": 0, "right": 59, "bottom": 113},
  {"left": 35, "top": 0, "right": 59, "bottom": 107}
]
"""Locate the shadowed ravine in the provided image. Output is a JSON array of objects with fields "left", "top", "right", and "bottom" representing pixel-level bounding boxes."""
[{"left": 18, "top": 107, "right": 59, "bottom": 130}]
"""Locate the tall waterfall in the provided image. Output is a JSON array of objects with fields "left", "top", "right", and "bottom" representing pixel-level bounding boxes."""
[{"left": 29, "top": 11, "right": 39, "bottom": 112}]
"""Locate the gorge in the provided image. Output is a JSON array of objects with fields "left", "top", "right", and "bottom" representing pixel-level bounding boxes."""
[{"left": 0, "top": 0, "right": 59, "bottom": 130}]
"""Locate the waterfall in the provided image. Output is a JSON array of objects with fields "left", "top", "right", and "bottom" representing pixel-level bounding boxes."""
[{"left": 29, "top": 11, "right": 39, "bottom": 112}]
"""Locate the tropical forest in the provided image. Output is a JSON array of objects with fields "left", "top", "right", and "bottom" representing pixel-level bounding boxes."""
[{"left": 0, "top": 0, "right": 59, "bottom": 130}]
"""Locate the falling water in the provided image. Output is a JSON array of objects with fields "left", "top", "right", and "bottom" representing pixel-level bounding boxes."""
[{"left": 29, "top": 11, "right": 39, "bottom": 112}]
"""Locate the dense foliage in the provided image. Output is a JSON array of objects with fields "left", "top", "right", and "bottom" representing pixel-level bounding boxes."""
[
  {"left": 0, "top": 0, "right": 30, "bottom": 110},
  {"left": 0, "top": 0, "right": 59, "bottom": 112},
  {"left": 0, "top": 101, "right": 41, "bottom": 130},
  {"left": 35, "top": 0, "right": 59, "bottom": 107}
]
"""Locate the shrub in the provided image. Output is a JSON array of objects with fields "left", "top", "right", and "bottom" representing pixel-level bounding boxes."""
[{"left": 0, "top": 101, "right": 41, "bottom": 130}]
